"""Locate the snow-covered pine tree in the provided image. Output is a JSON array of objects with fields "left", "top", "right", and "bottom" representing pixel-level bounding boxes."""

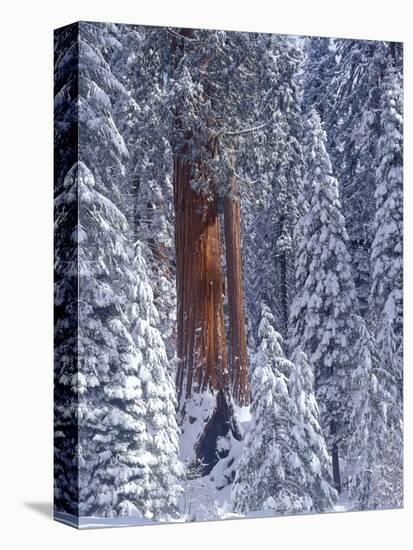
[
  {"left": 232, "top": 303, "right": 336, "bottom": 515},
  {"left": 55, "top": 22, "right": 182, "bottom": 520},
  {"left": 334, "top": 41, "right": 403, "bottom": 319},
  {"left": 241, "top": 35, "right": 305, "bottom": 341},
  {"left": 289, "top": 109, "right": 360, "bottom": 492},
  {"left": 347, "top": 315, "right": 402, "bottom": 510},
  {"left": 55, "top": 159, "right": 157, "bottom": 518},
  {"left": 304, "top": 39, "right": 402, "bottom": 318},
  {"left": 54, "top": 22, "right": 81, "bottom": 515},
  {"left": 114, "top": 26, "right": 177, "bottom": 364},
  {"left": 71, "top": 22, "right": 147, "bottom": 518},
  {"left": 303, "top": 37, "right": 338, "bottom": 124},
  {"left": 370, "top": 62, "right": 403, "bottom": 392},
  {"left": 54, "top": 23, "right": 79, "bottom": 198},
  {"left": 289, "top": 348, "right": 337, "bottom": 511},
  {"left": 130, "top": 241, "right": 184, "bottom": 519},
  {"left": 369, "top": 318, "right": 403, "bottom": 508},
  {"left": 70, "top": 160, "right": 182, "bottom": 520},
  {"left": 73, "top": 161, "right": 152, "bottom": 518},
  {"left": 77, "top": 22, "right": 129, "bottom": 207},
  {"left": 301, "top": 39, "right": 403, "bottom": 503}
]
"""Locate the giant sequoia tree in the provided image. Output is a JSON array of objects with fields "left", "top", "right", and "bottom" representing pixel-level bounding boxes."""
[
  {"left": 169, "top": 30, "right": 237, "bottom": 473},
  {"left": 224, "top": 173, "right": 249, "bottom": 407},
  {"left": 170, "top": 29, "right": 306, "bottom": 468},
  {"left": 169, "top": 29, "right": 272, "bottom": 470}
]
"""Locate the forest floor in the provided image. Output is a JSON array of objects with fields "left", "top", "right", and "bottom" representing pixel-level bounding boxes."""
[
  {"left": 179, "top": 404, "right": 351, "bottom": 522},
  {"left": 179, "top": 406, "right": 250, "bottom": 521},
  {"left": 56, "top": 405, "right": 350, "bottom": 529},
  {"left": 333, "top": 491, "right": 350, "bottom": 513}
]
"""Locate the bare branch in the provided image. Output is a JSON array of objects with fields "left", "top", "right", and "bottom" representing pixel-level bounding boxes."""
[
  {"left": 233, "top": 171, "right": 262, "bottom": 186},
  {"left": 221, "top": 120, "right": 271, "bottom": 137},
  {"left": 165, "top": 27, "right": 198, "bottom": 42}
]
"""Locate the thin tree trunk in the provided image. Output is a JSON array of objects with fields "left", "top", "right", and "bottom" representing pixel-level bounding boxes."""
[
  {"left": 279, "top": 249, "right": 288, "bottom": 335},
  {"left": 277, "top": 212, "right": 290, "bottom": 337},
  {"left": 224, "top": 175, "right": 249, "bottom": 406},
  {"left": 331, "top": 420, "right": 342, "bottom": 493}
]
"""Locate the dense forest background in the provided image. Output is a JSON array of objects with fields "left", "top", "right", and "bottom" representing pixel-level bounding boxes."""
[{"left": 54, "top": 22, "right": 403, "bottom": 524}]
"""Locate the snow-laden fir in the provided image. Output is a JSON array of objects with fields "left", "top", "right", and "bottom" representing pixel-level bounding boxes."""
[{"left": 232, "top": 303, "right": 336, "bottom": 515}]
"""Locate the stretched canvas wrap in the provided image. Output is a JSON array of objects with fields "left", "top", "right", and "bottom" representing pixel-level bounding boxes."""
[{"left": 54, "top": 21, "right": 403, "bottom": 529}]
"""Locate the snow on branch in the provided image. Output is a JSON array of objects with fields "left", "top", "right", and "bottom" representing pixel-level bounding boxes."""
[
  {"left": 165, "top": 27, "right": 198, "bottom": 42},
  {"left": 221, "top": 120, "right": 271, "bottom": 137}
]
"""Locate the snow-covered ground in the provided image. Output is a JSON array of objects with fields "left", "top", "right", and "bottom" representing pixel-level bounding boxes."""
[
  {"left": 178, "top": 404, "right": 250, "bottom": 522},
  {"left": 54, "top": 510, "right": 158, "bottom": 529},
  {"left": 55, "top": 405, "right": 351, "bottom": 530},
  {"left": 333, "top": 491, "right": 351, "bottom": 513},
  {"left": 55, "top": 495, "right": 351, "bottom": 530}
]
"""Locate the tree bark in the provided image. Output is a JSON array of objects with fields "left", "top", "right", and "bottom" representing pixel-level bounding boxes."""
[
  {"left": 279, "top": 249, "right": 289, "bottom": 336},
  {"left": 224, "top": 175, "right": 249, "bottom": 406},
  {"left": 174, "top": 153, "right": 228, "bottom": 403},
  {"left": 174, "top": 151, "right": 242, "bottom": 474},
  {"left": 172, "top": 29, "right": 241, "bottom": 475},
  {"left": 330, "top": 420, "right": 342, "bottom": 493}
]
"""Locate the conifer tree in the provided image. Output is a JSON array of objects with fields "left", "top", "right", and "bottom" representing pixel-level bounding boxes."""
[
  {"left": 290, "top": 348, "right": 337, "bottom": 511},
  {"left": 55, "top": 22, "right": 182, "bottom": 520},
  {"left": 304, "top": 39, "right": 402, "bottom": 317},
  {"left": 115, "top": 26, "right": 177, "bottom": 363},
  {"left": 232, "top": 304, "right": 336, "bottom": 514},
  {"left": 290, "top": 109, "right": 360, "bottom": 491},
  {"left": 242, "top": 35, "right": 305, "bottom": 339},
  {"left": 73, "top": 162, "right": 152, "bottom": 517},
  {"left": 347, "top": 316, "right": 402, "bottom": 510},
  {"left": 130, "top": 242, "right": 184, "bottom": 519},
  {"left": 54, "top": 22, "right": 82, "bottom": 515},
  {"left": 370, "top": 63, "right": 403, "bottom": 376}
]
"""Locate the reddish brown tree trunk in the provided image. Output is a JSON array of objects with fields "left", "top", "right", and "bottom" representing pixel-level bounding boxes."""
[
  {"left": 174, "top": 152, "right": 243, "bottom": 473},
  {"left": 224, "top": 176, "right": 249, "bottom": 406},
  {"left": 174, "top": 154, "right": 228, "bottom": 404},
  {"left": 172, "top": 29, "right": 241, "bottom": 475}
]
